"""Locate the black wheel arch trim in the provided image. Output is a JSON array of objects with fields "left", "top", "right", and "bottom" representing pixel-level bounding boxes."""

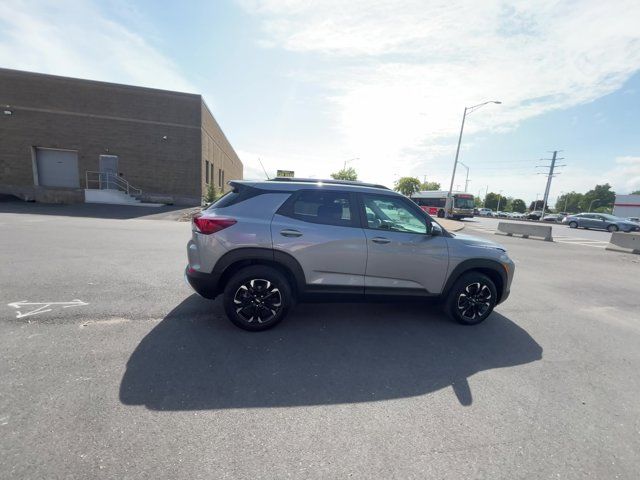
[
  {"left": 211, "top": 247, "right": 307, "bottom": 294},
  {"left": 443, "top": 259, "right": 508, "bottom": 303}
]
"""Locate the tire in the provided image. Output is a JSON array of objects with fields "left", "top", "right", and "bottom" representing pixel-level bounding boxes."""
[
  {"left": 223, "top": 265, "right": 293, "bottom": 331},
  {"left": 607, "top": 224, "right": 619, "bottom": 233},
  {"left": 437, "top": 209, "right": 445, "bottom": 218},
  {"left": 569, "top": 221, "right": 578, "bottom": 229},
  {"left": 445, "top": 272, "right": 497, "bottom": 326}
]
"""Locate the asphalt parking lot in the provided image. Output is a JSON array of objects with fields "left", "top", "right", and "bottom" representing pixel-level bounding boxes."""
[
  {"left": 468, "top": 216, "right": 613, "bottom": 248},
  {"left": 1, "top": 201, "right": 639, "bottom": 479}
]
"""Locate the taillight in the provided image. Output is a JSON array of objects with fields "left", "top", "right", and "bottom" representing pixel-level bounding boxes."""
[{"left": 192, "top": 215, "right": 237, "bottom": 234}]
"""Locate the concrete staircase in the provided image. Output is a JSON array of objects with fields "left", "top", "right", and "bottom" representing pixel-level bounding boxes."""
[{"left": 84, "top": 189, "right": 164, "bottom": 207}]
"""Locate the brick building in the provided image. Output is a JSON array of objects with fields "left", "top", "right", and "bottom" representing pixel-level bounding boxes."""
[{"left": 0, "top": 68, "right": 242, "bottom": 205}]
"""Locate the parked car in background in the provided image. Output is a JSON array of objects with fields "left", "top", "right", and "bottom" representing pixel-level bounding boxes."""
[
  {"left": 511, "top": 212, "right": 525, "bottom": 219},
  {"left": 525, "top": 211, "right": 543, "bottom": 220},
  {"left": 542, "top": 214, "right": 562, "bottom": 222},
  {"left": 496, "top": 211, "right": 509, "bottom": 218},
  {"left": 626, "top": 217, "right": 640, "bottom": 224},
  {"left": 478, "top": 208, "right": 493, "bottom": 217},
  {"left": 562, "top": 213, "right": 640, "bottom": 232}
]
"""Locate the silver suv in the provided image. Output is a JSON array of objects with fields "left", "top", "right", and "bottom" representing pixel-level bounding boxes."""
[{"left": 186, "top": 179, "right": 515, "bottom": 331}]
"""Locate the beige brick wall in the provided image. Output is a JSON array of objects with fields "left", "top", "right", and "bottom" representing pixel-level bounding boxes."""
[
  {"left": 0, "top": 68, "right": 243, "bottom": 204},
  {"left": 201, "top": 102, "right": 243, "bottom": 195}
]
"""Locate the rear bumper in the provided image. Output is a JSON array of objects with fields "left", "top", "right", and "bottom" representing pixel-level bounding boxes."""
[{"left": 185, "top": 266, "right": 220, "bottom": 299}]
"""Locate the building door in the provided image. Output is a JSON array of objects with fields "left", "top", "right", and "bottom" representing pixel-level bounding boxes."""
[
  {"left": 35, "top": 148, "right": 79, "bottom": 188},
  {"left": 99, "top": 155, "right": 119, "bottom": 189}
]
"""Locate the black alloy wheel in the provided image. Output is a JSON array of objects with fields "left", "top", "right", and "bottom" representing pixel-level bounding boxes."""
[
  {"left": 223, "top": 266, "right": 292, "bottom": 331},
  {"left": 446, "top": 272, "right": 497, "bottom": 325}
]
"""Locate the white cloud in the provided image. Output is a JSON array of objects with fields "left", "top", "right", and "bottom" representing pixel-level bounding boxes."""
[
  {"left": 240, "top": 0, "right": 640, "bottom": 196},
  {"left": 608, "top": 157, "right": 640, "bottom": 193},
  {"left": 0, "top": 0, "right": 196, "bottom": 93}
]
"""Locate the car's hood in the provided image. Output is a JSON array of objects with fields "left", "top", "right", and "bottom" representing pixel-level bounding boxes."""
[{"left": 450, "top": 233, "right": 506, "bottom": 251}]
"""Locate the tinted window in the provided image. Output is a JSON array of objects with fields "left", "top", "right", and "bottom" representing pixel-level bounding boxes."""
[
  {"left": 281, "top": 190, "right": 355, "bottom": 227},
  {"left": 454, "top": 196, "right": 475, "bottom": 209},
  {"left": 207, "top": 184, "right": 260, "bottom": 209},
  {"left": 363, "top": 194, "right": 427, "bottom": 234}
]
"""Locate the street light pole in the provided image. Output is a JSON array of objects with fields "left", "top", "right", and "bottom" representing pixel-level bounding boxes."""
[
  {"left": 458, "top": 161, "right": 470, "bottom": 192},
  {"left": 446, "top": 100, "right": 501, "bottom": 217},
  {"left": 496, "top": 190, "right": 504, "bottom": 211},
  {"left": 588, "top": 199, "right": 600, "bottom": 212},
  {"left": 343, "top": 157, "right": 359, "bottom": 170}
]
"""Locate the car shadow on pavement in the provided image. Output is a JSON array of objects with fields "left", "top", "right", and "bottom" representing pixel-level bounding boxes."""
[{"left": 119, "top": 295, "right": 542, "bottom": 410}]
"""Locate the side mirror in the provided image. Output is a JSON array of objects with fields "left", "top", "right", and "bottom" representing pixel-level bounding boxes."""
[{"left": 429, "top": 223, "right": 443, "bottom": 236}]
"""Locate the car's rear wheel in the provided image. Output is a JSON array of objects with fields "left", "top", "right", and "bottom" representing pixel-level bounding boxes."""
[
  {"left": 569, "top": 221, "right": 578, "bottom": 228},
  {"left": 445, "top": 272, "right": 497, "bottom": 325},
  {"left": 223, "top": 266, "right": 293, "bottom": 331},
  {"left": 607, "top": 224, "right": 619, "bottom": 233}
]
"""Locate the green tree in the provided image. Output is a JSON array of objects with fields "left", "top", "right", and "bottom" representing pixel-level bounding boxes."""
[
  {"left": 555, "top": 191, "right": 584, "bottom": 212},
  {"left": 474, "top": 196, "right": 483, "bottom": 208},
  {"left": 394, "top": 176, "right": 421, "bottom": 196},
  {"left": 203, "top": 183, "right": 220, "bottom": 204},
  {"left": 502, "top": 197, "right": 514, "bottom": 212},
  {"left": 631, "top": 190, "right": 640, "bottom": 195},
  {"left": 529, "top": 200, "right": 548, "bottom": 211},
  {"left": 580, "top": 183, "right": 615, "bottom": 211},
  {"left": 421, "top": 181, "right": 441, "bottom": 191},
  {"left": 330, "top": 167, "right": 358, "bottom": 181},
  {"left": 511, "top": 199, "right": 526, "bottom": 213},
  {"left": 484, "top": 192, "right": 507, "bottom": 211}
]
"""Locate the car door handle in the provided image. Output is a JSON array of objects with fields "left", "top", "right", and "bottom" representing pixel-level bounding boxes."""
[
  {"left": 280, "top": 229, "right": 303, "bottom": 237},
  {"left": 371, "top": 237, "right": 391, "bottom": 244}
]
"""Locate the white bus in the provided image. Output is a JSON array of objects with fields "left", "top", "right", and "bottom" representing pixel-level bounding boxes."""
[{"left": 410, "top": 190, "right": 475, "bottom": 219}]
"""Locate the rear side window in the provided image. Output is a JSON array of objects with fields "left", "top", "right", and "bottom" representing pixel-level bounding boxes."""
[
  {"left": 207, "top": 184, "right": 261, "bottom": 210},
  {"left": 278, "top": 190, "right": 356, "bottom": 227}
]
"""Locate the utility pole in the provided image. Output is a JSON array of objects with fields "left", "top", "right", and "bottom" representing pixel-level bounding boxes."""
[
  {"left": 496, "top": 190, "right": 503, "bottom": 211},
  {"left": 536, "top": 151, "right": 566, "bottom": 221}
]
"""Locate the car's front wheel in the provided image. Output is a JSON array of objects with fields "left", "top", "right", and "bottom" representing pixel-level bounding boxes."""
[
  {"left": 607, "top": 224, "right": 619, "bottom": 233},
  {"left": 569, "top": 221, "right": 578, "bottom": 228},
  {"left": 223, "top": 266, "right": 293, "bottom": 331},
  {"left": 445, "top": 272, "right": 497, "bottom": 325}
]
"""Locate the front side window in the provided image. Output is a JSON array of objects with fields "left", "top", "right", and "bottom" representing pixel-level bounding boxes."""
[
  {"left": 281, "top": 190, "right": 355, "bottom": 227},
  {"left": 362, "top": 194, "right": 427, "bottom": 234}
]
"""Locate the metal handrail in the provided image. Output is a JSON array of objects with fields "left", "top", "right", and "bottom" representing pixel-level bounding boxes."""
[{"left": 85, "top": 171, "right": 142, "bottom": 196}]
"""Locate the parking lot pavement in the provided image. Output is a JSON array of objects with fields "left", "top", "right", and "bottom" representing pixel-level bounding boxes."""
[
  {"left": 1, "top": 205, "right": 640, "bottom": 479},
  {"left": 466, "top": 217, "right": 613, "bottom": 249}
]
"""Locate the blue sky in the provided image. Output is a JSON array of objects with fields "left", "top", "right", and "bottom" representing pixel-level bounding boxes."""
[{"left": 2, "top": 0, "right": 639, "bottom": 205}]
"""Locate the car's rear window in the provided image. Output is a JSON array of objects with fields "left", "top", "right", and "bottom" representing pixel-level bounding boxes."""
[{"left": 206, "top": 184, "right": 261, "bottom": 210}]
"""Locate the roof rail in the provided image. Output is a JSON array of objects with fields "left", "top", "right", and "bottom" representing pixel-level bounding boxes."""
[{"left": 268, "top": 177, "right": 390, "bottom": 190}]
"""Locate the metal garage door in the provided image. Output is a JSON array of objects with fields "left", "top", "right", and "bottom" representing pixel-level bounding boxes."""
[{"left": 36, "top": 148, "right": 80, "bottom": 188}]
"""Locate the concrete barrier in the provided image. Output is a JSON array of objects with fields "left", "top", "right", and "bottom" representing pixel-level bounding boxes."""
[
  {"left": 496, "top": 222, "right": 553, "bottom": 241},
  {"left": 606, "top": 232, "right": 640, "bottom": 254}
]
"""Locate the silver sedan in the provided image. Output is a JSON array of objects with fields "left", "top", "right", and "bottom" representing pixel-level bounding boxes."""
[{"left": 562, "top": 213, "right": 640, "bottom": 232}]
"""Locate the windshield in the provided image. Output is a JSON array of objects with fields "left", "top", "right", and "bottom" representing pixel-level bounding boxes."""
[{"left": 454, "top": 197, "right": 475, "bottom": 209}]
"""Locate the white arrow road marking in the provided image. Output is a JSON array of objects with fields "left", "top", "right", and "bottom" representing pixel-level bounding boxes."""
[{"left": 7, "top": 300, "right": 89, "bottom": 319}]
